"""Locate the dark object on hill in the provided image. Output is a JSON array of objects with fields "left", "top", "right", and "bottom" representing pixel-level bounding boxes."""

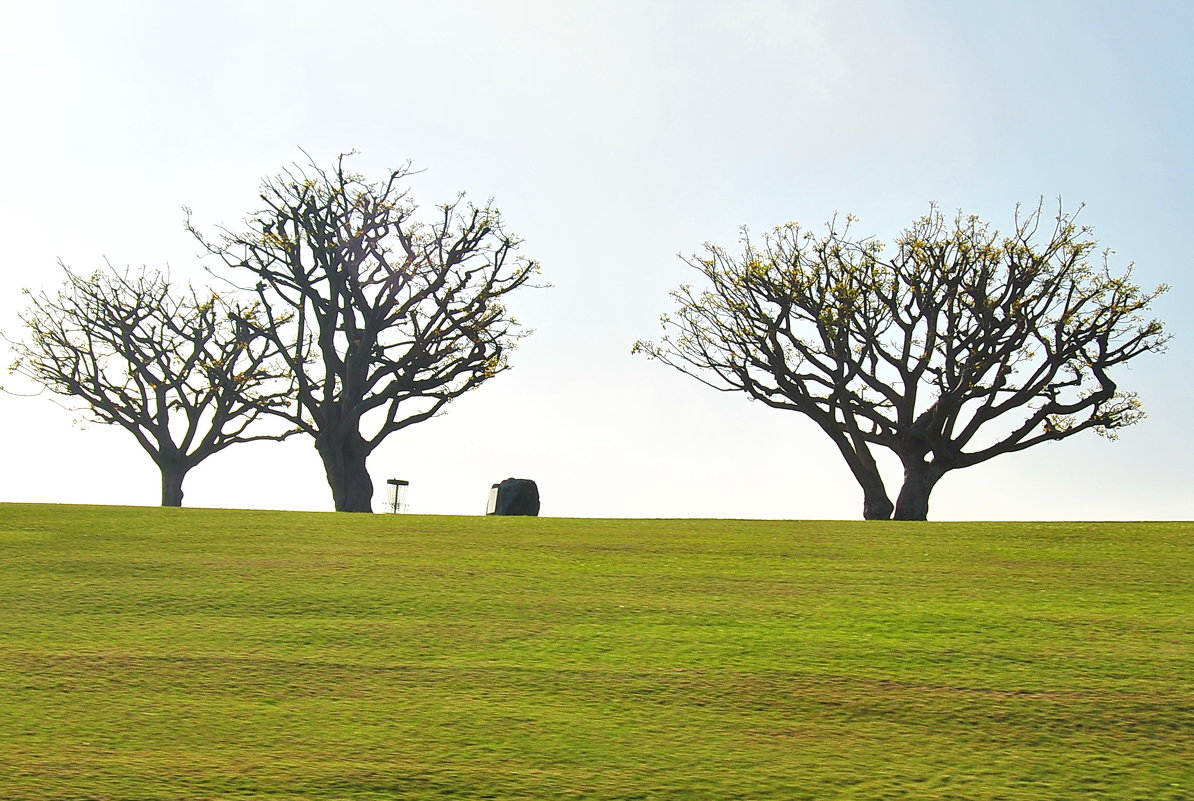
[{"left": 487, "top": 478, "right": 540, "bottom": 516}]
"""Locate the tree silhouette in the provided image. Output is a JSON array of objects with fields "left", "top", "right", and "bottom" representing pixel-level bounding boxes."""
[
  {"left": 189, "top": 153, "right": 538, "bottom": 512},
  {"left": 636, "top": 203, "right": 1169, "bottom": 520},
  {"left": 8, "top": 265, "right": 296, "bottom": 506}
]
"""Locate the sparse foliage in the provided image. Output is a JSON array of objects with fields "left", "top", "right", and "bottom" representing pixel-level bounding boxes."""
[
  {"left": 636, "top": 203, "right": 1169, "bottom": 520},
  {"left": 7, "top": 265, "right": 296, "bottom": 506},
  {"left": 188, "top": 153, "right": 538, "bottom": 512}
]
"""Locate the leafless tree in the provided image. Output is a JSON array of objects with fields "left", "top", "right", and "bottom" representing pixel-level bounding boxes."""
[
  {"left": 188, "top": 153, "right": 538, "bottom": 512},
  {"left": 636, "top": 203, "right": 1169, "bottom": 520},
  {"left": 8, "top": 265, "right": 297, "bottom": 506}
]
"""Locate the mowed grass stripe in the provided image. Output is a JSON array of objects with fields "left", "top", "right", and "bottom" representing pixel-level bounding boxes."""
[{"left": 0, "top": 504, "right": 1189, "bottom": 800}]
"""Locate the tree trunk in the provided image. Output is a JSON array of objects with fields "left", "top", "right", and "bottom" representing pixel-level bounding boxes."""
[
  {"left": 893, "top": 461, "right": 945, "bottom": 521},
  {"left": 830, "top": 434, "right": 894, "bottom": 520},
  {"left": 316, "top": 433, "right": 374, "bottom": 512},
  {"left": 862, "top": 485, "right": 895, "bottom": 521},
  {"left": 160, "top": 462, "right": 187, "bottom": 507}
]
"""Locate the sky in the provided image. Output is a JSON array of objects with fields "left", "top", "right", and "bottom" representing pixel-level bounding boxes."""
[{"left": 0, "top": 0, "right": 1190, "bottom": 520}]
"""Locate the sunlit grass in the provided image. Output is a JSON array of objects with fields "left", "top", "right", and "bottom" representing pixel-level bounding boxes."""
[{"left": 0, "top": 504, "right": 1189, "bottom": 800}]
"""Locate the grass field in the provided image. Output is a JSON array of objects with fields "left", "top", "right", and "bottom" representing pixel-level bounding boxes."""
[{"left": 0, "top": 503, "right": 1189, "bottom": 800}]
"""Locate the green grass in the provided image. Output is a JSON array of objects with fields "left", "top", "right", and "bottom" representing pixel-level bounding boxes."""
[{"left": 0, "top": 504, "right": 1189, "bottom": 800}]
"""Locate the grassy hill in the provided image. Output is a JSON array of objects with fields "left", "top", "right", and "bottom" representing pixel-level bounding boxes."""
[{"left": 0, "top": 503, "right": 1189, "bottom": 800}]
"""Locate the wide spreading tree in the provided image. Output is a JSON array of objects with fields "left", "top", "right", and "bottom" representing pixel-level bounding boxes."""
[
  {"left": 636, "top": 203, "right": 1169, "bottom": 520},
  {"left": 8, "top": 265, "right": 295, "bottom": 506},
  {"left": 189, "top": 154, "right": 538, "bottom": 512}
]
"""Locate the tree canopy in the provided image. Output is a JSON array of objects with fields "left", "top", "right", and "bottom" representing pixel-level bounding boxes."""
[
  {"left": 7, "top": 265, "right": 295, "bottom": 506},
  {"left": 636, "top": 203, "right": 1170, "bottom": 520},
  {"left": 189, "top": 154, "right": 538, "bottom": 512}
]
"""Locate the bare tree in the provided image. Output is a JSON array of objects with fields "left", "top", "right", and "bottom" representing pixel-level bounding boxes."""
[
  {"left": 636, "top": 203, "right": 1170, "bottom": 520},
  {"left": 7, "top": 265, "right": 296, "bottom": 506},
  {"left": 188, "top": 153, "right": 538, "bottom": 512}
]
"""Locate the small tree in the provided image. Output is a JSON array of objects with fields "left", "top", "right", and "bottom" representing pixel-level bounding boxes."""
[
  {"left": 7, "top": 265, "right": 296, "bottom": 506},
  {"left": 636, "top": 203, "right": 1169, "bottom": 520},
  {"left": 188, "top": 154, "right": 538, "bottom": 512}
]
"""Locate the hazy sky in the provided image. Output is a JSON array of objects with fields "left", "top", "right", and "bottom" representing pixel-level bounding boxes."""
[{"left": 1, "top": 0, "right": 1190, "bottom": 520}]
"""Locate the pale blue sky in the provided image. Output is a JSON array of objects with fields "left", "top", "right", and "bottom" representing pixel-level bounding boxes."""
[{"left": 1, "top": 0, "right": 1190, "bottom": 519}]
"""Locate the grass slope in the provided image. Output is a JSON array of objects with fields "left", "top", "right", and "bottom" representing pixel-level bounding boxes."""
[{"left": 0, "top": 503, "right": 1190, "bottom": 800}]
